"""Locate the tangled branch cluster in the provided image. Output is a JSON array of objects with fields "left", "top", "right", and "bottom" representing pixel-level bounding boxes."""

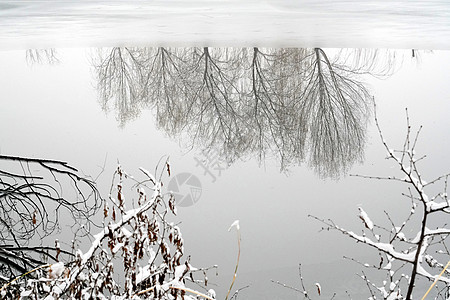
[
  {"left": 0, "top": 155, "right": 101, "bottom": 280},
  {"left": 1, "top": 164, "right": 216, "bottom": 299},
  {"left": 311, "top": 109, "right": 450, "bottom": 299}
]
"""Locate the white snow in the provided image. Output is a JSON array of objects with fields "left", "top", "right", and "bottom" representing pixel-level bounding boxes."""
[
  {"left": 417, "top": 263, "right": 450, "bottom": 284},
  {"left": 136, "top": 265, "right": 151, "bottom": 284},
  {"left": 315, "top": 283, "right": 321, "bottom": 295},
  {"left": 1, "top": 1, "right": 450, "bottom": 50},
  {"left": 426, "top": 200, "right": 449, "bottom": 212},
  {"left": 358, "top": 207, "right": 374, "bottom": 230},
  {"left": 344, "top": 230, "right": 416, "bottom": 262},
  {"left": 424, "top": 254, "right": 438, "bottom": 267},
  {"left": 48, "top": 262, "right": 65, "bottom": 279},
  {"left": 411, "top": 227, "right": 450, "bottom": 243},
  {"left": 228, "top": 220, "right": 240, "bottom": 231},
  {"left": 207, "top": 289, "right": 216, "bottom": 298},
  {"left": 174, "top": 264, "right": 187, "bottom": 281},
  {"left": 396, "top": 232, "right": 406, "bottom": 241},
  {"left": 149, "top": 247, "right": 156, "bottom": 263},
  {"left": 20, "top": 289, "right": 33, "bottom": 297},
  {"left": 67, "top": 184, "right": 160, "bottom": 288},
  {"left": 112, "top": 242, "right": 124, "bottom": 254},
  {"left": 409, "top": 175, "right": 424, "bottom": 192}
]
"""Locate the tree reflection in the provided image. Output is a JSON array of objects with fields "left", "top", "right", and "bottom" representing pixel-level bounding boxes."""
[
  {"left": 95, "top": 48, "right": 146, "bottom": 124},
  {"left": 26, "top": 49, "right": 59, "bottom": 65},
  {"left": 93, "top": 47, "right": 394, "bottom": 178}
]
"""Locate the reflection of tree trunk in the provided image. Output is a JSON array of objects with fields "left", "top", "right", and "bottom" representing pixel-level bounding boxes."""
[
  {"left": 250, "top": 47, "right": 308, "bottom": 168},
  {"left": 26, "top": 49, "right": 59, "bottom": 65},
  {"left": 300, "top": 48, "right": 369, "bottom": 177},
  {"left": 95, "top": 47, "right": 145, "bottom": 126},
  {"left": 193, "top": 47, "right": 246, "bottom": 160},
  {"left": 148, "top": 47, "right": 191, "bottom": 135},
  {"left": 93, "top": 47, "right": 378, "bottom": 178}
]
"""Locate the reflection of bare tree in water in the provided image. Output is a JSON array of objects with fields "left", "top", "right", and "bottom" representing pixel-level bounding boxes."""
[
  {"left": 185, "top": 48, "right": 249, "bottom": 162},
  {"left": 94, "top": 47, "right": 394, "bottom": 177},
  {"left": 26, "top": 49, "right": 59, "bottom": 65},
  {"left": 248, "top": 48, "right": 310, "bottom": 169},
  {"left": 95, "top": 48, "right": 147, "bottom": 124},
  {"left": 300, "top": 48, "right": 369, "bottom": 176}
]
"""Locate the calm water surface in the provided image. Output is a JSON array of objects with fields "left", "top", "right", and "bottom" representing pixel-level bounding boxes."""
[{"left": 1, "top": 1, "right": 450, "bottom": 299}]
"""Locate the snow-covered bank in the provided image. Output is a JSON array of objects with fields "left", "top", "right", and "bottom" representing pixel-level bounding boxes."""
[{"left": 1, "top": 0, "right": 450, "bottom": 50}]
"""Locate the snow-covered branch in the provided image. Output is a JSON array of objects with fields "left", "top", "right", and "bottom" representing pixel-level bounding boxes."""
[
  {"left": 310, "top": 108, "right": 450, "bottom": 299},
  {"left": 1, "top": 164, "right": 217, "bottom": 299}
]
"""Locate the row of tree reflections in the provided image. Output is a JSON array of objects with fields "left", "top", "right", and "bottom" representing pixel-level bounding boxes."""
[{"left": 93, "top": 47, "right": 396, "bottom": 178}]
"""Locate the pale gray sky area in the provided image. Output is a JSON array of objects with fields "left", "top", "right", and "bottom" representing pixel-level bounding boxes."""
[{"left": 1, "top": 1, "right": 450, "bottom": 299}]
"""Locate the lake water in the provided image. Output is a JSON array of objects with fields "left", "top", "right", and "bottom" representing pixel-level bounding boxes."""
[{"left": 1, "top": 1, "right": 450, "bottom": 299}]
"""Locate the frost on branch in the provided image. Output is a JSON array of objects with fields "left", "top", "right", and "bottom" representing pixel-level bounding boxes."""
[
  {"left": 358, "top": 207, "right": 374, "bottom": 230},
  {"left": 0, "top": 164, "right": 216, "bottom": 299},
  {"left": 311, "top": 109, "right": 450, "bottom": 300}
]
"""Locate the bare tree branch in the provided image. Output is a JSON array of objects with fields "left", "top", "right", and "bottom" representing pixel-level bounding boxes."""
[
  {"left": 310, "top": 108, "right": 450, "bottom": 299},
  {"left": 0, "top": 155, "right": 101, "bottom": 279}
]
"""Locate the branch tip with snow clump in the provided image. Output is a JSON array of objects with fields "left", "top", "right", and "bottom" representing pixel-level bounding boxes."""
[
  {"left": 315, "top": 283, "right": 321, "bottom": 295},
  {"left": 228, "top": 220, "right": 240, "bottom": 232},
  {"left": 358, "top": 207, "right": 374, "bottom": 230}
]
